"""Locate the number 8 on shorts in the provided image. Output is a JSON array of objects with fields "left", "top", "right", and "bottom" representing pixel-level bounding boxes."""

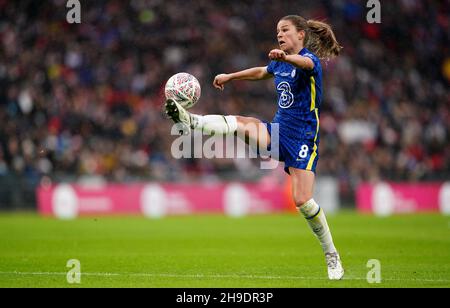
[{"left": 298, "top": 145, "right": 309, "bottom": 159}]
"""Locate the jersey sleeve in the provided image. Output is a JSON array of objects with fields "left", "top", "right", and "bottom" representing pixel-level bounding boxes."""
[
  {"left": 302, "top": 52, "right": 321, "bottom": 76},
  {"left": 266, "top": 60, "right": 276, "bottom": 75}
]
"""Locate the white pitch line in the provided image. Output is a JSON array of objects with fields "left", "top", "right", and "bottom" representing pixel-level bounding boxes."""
[{"left": 0, "top": 271, "right": 449, "bottom": 283}]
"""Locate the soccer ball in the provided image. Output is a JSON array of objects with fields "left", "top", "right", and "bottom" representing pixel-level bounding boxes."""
[{"left": 164, "top": 73, "right": 201, "bottom": 109}]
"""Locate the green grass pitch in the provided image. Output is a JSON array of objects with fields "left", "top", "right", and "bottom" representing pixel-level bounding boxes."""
[{"left": 0, "top": 212, "right": 449, "bottom": 288}]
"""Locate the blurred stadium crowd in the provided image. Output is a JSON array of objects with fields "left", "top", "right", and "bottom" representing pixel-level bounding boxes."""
[{"left": 0, "top": 0, "right": 448, "bottom": 206}]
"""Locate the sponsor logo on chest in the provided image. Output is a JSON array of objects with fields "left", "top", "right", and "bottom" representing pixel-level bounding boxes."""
[{"left": 274, "top": 69, "right": 296, "bottom": 78}]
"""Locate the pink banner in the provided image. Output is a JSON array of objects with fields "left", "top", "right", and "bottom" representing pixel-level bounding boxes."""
[
  {"left": 356, "top": 182, "right": 450, "bottom": 216},
  {"left": 37, "top": 182, "right": 288, "bottom": 219}
]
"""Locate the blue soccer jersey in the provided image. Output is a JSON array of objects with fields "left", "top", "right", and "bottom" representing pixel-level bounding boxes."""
[{"left": 265, "top": 48, "right": 322, "bottom": 173}]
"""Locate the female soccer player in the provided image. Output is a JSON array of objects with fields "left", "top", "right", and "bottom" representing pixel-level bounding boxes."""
[{"left": 165, "top": 15, "right": 344, "bottom": 280}]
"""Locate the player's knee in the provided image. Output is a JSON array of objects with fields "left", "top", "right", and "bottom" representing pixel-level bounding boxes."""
[
  {"left": 293, "top": 193, "right": 313, "bottom": 209},
  {"left": 236, "top": 116, "right": 258, "bottom": 127},
  {"left": 235, "top": 116, "right": 248, "bottom": 124}
]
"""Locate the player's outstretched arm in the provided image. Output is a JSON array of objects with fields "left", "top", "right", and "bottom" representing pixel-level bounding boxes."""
[
  {"left": 268, "top": 49, "right": 314, "bottom": 71},
  {"left": 213, "top": 67, "right": 272, "bottom": 91}
]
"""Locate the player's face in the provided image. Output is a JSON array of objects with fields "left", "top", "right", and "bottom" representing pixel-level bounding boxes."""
[{"left": 276, "top": 20, "right": 305, "bottom": 54}]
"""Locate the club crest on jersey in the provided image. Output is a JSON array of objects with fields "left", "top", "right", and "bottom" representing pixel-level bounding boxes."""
[{"left": 291, "top": 69, "right": 296, "bottom": 78}]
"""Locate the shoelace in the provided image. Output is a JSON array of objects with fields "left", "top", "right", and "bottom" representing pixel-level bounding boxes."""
[{"left": 326, "top": 253, "right": 338, "bottom": 269}]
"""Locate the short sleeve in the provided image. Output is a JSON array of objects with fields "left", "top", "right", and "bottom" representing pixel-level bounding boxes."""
[
  {"left": 302, "top": 52, "right": 320, "bottom": 75},
  {"left": 266, "top": 61, "right": 276, "bottom": 75}
]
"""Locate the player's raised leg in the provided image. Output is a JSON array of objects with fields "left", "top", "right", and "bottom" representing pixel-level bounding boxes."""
[
  {"left": 289, "top": 167, "right": 344, "bottom": 280},
  {"left": 165, "top": 99, "right": 270, "bottom": 150},
  {"left": 234, "top": 116, "right": 271, "bottom": 151}
]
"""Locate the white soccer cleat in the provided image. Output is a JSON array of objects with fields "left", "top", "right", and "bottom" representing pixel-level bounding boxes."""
[
  {"left": 164, "top": 98, "right": 196, "bottom": 133},
  {"left": 325, "top": 252, "right": 344, "bottom": 280}
]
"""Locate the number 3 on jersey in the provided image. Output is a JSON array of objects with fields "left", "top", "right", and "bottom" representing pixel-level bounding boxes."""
[{"left": 277, "top": 82, "right": 294, "bottom": 108}]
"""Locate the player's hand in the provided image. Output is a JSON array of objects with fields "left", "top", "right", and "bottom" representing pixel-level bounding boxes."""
[
  {"left": 268, "top": 49, "right": 287, "bottom": 61},
  {"left": 213, "top": 74, "right": 230, "bottom": 91}
]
